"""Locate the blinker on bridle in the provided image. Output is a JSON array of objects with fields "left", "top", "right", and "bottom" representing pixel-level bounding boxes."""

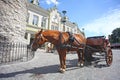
[{"left": 33, "top": 33, "right": 43, "bottom": 48}]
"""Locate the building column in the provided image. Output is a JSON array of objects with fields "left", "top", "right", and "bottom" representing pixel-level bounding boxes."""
[{"left": 27, "top": 33, "right": 31, "bottom": 45}]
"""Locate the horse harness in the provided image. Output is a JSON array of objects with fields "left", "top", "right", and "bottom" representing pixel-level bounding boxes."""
[{"left": 56, "top": 32, "right": 85, "bottom": 51}]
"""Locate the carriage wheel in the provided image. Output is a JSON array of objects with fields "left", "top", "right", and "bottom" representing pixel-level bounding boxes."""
[{"left": 106, "top": 47, "right": 113, "bottom": 66}]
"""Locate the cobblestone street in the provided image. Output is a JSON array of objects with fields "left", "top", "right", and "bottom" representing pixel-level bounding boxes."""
[{"left": 0, "top": 49, "right": 120, "bottom": 80}]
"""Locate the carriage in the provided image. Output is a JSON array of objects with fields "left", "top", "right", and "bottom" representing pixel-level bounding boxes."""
[{"left": 84, "top": 36, "right": 113, "bottom": 66}]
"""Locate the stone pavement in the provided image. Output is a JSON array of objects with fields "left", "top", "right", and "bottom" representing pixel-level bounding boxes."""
[{"left": 0, "top": 49, "right": 120, "bottom": 80}]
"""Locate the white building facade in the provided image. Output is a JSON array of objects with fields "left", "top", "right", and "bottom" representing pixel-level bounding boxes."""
[{"left": 25, "top": 0, "right": 83, "bottom": 45}]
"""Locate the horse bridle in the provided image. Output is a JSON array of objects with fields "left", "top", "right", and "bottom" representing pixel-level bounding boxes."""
[{"left": 32, "top": 33, "right": 43, "bottom": 48}]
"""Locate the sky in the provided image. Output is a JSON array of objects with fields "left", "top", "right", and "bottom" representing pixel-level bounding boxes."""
[{"left": 39, "top": 0, "right": 120, "bottom": 38}]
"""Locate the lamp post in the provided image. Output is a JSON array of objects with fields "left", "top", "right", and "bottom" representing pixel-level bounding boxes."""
[
  {"left": 62, "top": 10, "right": 67, "bottom": 16},
  {"left": 82, "top": 28, "right": 85, "bottom": 36},
  {"left": 82, "top": 28, "right": 84, "bottom": 32},
  {"left": 62, "top": 10, "right": 67, "bottom": 31}
]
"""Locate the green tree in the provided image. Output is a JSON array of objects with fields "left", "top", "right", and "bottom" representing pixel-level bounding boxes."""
[{"left": 110, "top": 28, "right": 120, "bottom": 43}]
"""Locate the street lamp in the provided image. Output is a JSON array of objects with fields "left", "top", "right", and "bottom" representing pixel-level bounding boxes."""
[
  {"left": 82, "top": 28, "right": 84, "bottom": 32},
  {"left": 62, "top": 10, "right": 67, "bottom": 16},
  {"left": 62, "top": 10, "right": 67, "bottom": 31},
  {"left": 82, "top": 28, "right": 85, "bottom": 36}
]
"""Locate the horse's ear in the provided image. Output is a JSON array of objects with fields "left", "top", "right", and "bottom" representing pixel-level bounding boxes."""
[
  {"left": 38, "top": 29, "right": 43, "bottom": 35},
  {"left": 40, "top": 29, "right": 43, "bottom": 33},
  {"left": 41, "top": 29, "right": 43, "bottom": 32}
]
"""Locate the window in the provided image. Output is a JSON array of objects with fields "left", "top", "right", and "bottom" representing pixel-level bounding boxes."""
[
  {"left": 51, "top": 25, "right": 54, "bottom": 30},
  {"left": 41, "top": 17, "right": 46, "bottom": 28},
  {"left": 67, "top": 27, "right": 69, "bottom": 32},
  {"left": 70, "top": 29, "right": 72, "bottom": 33},
  {"left": 24, "top": 33, "right": 27, "bottom": 39},
  {"left": 55, "top": 26, "right": 58, "bottom": 30},
  {"left": 51, "top": 25, "right": 58, "bottom": 30},
  {"left": 52, "top": 15, "right": 59, "bottom": 23},
  {"left": 32, "top": 15, "right": 39, "bottom": 26}
]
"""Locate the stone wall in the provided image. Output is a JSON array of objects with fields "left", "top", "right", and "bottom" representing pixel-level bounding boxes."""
[
  {"left": 0, "top": 0, "right": 30, "bottom": 63},
  {"left": 0, "top": 0, "right": 27, "bottom": 43}
]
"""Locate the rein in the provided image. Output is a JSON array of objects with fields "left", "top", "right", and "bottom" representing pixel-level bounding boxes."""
[{"left": 32, "top": 34, "right": 43, "bottom": 48}]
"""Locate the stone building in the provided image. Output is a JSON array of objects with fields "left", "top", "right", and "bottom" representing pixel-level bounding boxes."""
[{"left": 25, "top": 0, "right": 83, "bottom": 45}]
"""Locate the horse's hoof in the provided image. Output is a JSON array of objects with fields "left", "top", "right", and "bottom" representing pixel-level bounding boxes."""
[
  {"left": 80, "top": 63, "right": 84, "bottom": 67},
  {"left": 61, "top": 69, "right": 66, "bottom": 73},
  {"left": 59, "top": 68, "right": 66, "bottom": 73},
  {"left": 77, "top": 63, "right": 81, "bottom": 67}
]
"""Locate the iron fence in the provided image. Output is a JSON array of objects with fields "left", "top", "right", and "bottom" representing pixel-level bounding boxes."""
[{"left": 0, "top": 42, "right": 34, "bottom": 65}]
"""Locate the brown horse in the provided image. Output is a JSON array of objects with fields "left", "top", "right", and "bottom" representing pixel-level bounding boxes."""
[{"left": 32, "top": 29, "right": 86, "bottom": 73}]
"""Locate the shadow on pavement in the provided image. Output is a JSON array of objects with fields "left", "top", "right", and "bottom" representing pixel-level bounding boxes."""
[
  {"left": 92, "top": 60, "right": 108, "bottom": 68},
  {"left": 84, "top": 60, "right": 108, "bottom": 68},
  {"left": 0, "top": 64, "right": 59, "bottom": 78},
  {"left": 67, "top": 58, "right": 108, "bottom": 69}
]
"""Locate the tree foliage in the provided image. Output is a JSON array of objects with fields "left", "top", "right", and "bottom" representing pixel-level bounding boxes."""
[{"left": 109, "top": 27, "right": 120, "bottom": 43}]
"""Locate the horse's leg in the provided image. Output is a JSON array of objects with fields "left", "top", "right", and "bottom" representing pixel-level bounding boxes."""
[
  {"left": 62, "top": 50, "right": 66, "bottom": 70},
  {"left": 80, "top": 49, "right": 84, "bottom": 67},
  {"left": 77, "top": 50, "right": 81, "bottom": 67},
  {"left": 57, "top": 49, "right": 62, "bottom": 70},
  {"left": 77, "top": 49, "right": 84, "bottom": 67},
  {"left": 60, "top": 50, "right": 66, "bottom": 73},
  {"left": 57, "top": 49, "right": 66, "bottom": 73}
]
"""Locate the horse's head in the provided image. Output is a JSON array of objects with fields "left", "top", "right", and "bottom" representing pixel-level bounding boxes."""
[{"left": 31, "top": 29, "right": 47, "bottom": 51}]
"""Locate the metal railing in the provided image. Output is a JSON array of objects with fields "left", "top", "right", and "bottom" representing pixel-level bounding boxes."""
[{"left": 0, "top": 42, "right": 34, "bottom": 65}]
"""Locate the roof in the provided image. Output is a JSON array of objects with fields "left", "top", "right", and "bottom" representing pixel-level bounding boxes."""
[{"left": 27, "top": 2, "right": 49, "bottom": 16}]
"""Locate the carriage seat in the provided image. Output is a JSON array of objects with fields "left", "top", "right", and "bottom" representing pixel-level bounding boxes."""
[{"left": 86, "top": 36, "right": 106, "bottom": 46}]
